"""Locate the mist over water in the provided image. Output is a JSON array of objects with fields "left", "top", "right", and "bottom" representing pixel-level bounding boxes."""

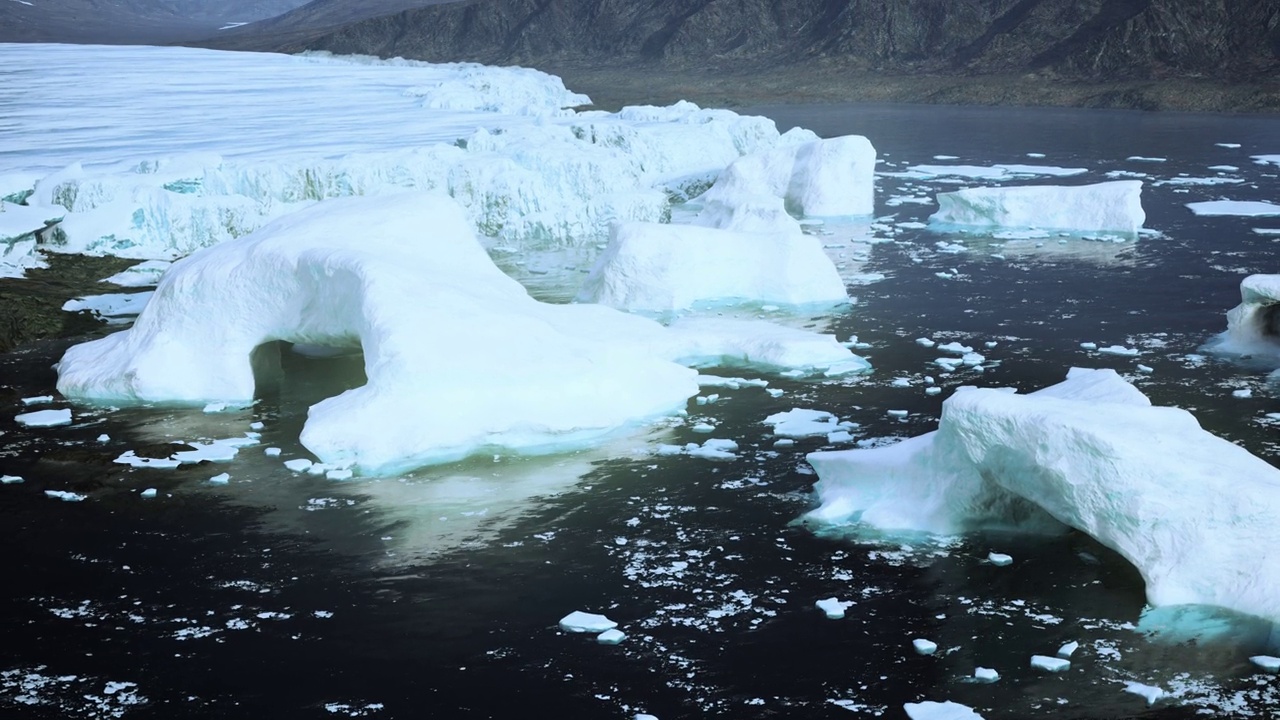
[{"left": 2, "top": 102, "right": 1279, "bottom": 718}]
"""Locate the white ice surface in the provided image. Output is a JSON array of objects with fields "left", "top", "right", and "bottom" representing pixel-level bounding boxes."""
[
  {"left": 4, "top": 44, "right": 801, "bottom": 257},
  {"left": 558, "top": 611, "right": 617, "bottom": 633},
  {"left": 903, "top": 701, "right": 985, "bottom": 720},
  {"left": 15, "top": 408, "right": 72, "bottom": 427},
  {"left": 815, "top": 597, "right": 853, "bottom": 619},
  {"left": 806, "top": 367, "right": 1280, "bottom": 626},
  {"left": 56, "top": 194, "right": 867, "bottom": 474},
  {"left": 1031, "top": 655, "right": 1070, "bottom": 672},
  {"left": 1206, "top": 274, "right": 1280, "bottom": 362},
  {"left": 575, "top": 221, "right": 848, "bottom": 311},
  {"left": 1186, "top": 200, "right": 1280, "bottom": 217},
  {"left": 929, "top": 181, "right": 1144, "bottom": 234}
]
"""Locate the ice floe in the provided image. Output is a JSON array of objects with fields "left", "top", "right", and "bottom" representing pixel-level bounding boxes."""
[
  {"left": 558, "top": 611, "right": 617, "bottom": 633},
  {"left": 1186, "top": 200, "right": 1280, "bottom": 217},
  {"left": 15, "top": 408, "right": 72, "bottom": 427},
  {"left": 930, "top": 181, "right": 1144, "bottom": 235},
  {"left": 806, "top": 367, "right": 1280, "bottom": 626},
  {"left": 903, "top": 700, "right": 984, "bottom": 720}
]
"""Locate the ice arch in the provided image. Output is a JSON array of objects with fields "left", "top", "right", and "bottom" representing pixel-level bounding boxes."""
[{"left": 57, "top": 193, "right": 867, "bottom": 474}]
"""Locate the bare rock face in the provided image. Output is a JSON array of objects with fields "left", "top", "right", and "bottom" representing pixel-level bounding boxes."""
[{"left": 212, "top": 0, "right": 1277, "bottom": 87}]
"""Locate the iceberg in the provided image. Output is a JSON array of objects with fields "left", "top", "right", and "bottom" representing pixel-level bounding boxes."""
[
  {"left": 56, "top": 194, "right": 868, "bottom": 475},
  {"left": 929, "top": 181, "right": 1144, "bottom": 235},
  {"left": 575, "top": 221, "right": 848, "bottom": 311},
  {"left": 806, "top": 368, "right": 1280, "bottom": 626},
  {"left": 1205, "top": 274, "right": 1280, "bottom": 361},
  {"left": 690, "top": 135, "right": 877, "bottom": 231}
]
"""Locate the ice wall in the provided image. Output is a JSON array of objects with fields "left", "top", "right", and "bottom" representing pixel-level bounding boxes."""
[
  {"left": 929, "top": 180, "right": 1145, "bottom": 234},
  {"left": 806, "top": 368, "right": 1280, "bottom": 626},
  {"left": 57, "top": 194, "right": 868, "bottom": 474}
]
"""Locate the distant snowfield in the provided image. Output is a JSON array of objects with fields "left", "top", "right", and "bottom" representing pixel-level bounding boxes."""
[{"left": 0, "top": 43, "right": 814, "bottom": 257}]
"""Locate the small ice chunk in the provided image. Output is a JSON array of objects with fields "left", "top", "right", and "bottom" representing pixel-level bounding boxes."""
[
  {"left": 1031, "top": 655, "right": 1070, "bottom": 672},
  {"left": 774, "top": 439, "right": 796, "bottom": 448},
  {"left": 690, "top": 423, "right": 716, "bottom": 433},
  {"left": 1123, "top": 681, "right": 1164, "bottom": 706},
  {"left": 1057, "top": 641, "right": 1079, "bottom": 658},
  {"left": 1232, "top": 388, "right": 1252, "bottom": 399},
  {"left": 887, "top": 409, "right": 909, "bottom": 418},
  {"left": 283, "top": 459, "right": 313, "bottom": 472},
  {"left": 1250, "top": 655, "right": 1280, "bottom": 672},
  {"left": 45, "top": 490, "right": 86, "bottom": 502},
  {"left": 264, "top": 447, "right": 281, "bottom": 457},
  {"left": 1136, "top": 364, "right": 1153, "bottom": 373},
  {"left": 140, "top": 488, "right": 157, "bottom": 499},
  {"left": 20, "top": 395, "right": 53, "bottom": 406},
  {"left": 15, "top": 408, "right": 72, "bottom": 427},
  {"left": 559, "top": 610, "right": 617, "bottom": 633},
  {"left": 97, "top": 433, "right": 110, "bottom": 443},
  {"left": 326, "top": 468, "right": 354, "bottom": 480},
  {"left": 208, "top": 473, "right": 230, "bottom": 485},
  {"left": 1, "top": 475, "right": 24, "bottom": 484},
  {"left": 1080, "top": 342, "right": 1098, "bottom": 350},
  {"left": 114, "top": 451, "right": 181, "bottom": 469},
  {"left": 904, "top": 701, "right": 985, "bottom": 720},
  {"left": 816, "top": 597, "right": 853, "bottom": 619},
  {"left": 1097, "top": 345, "right": 1140, "bottom": 356},
  {"left": 974, "top": 667, "right": 999, "bottom": 683},
  {"left": 596, "top": 628, "right": 627, "bottom": 645},
  {"left": 916, "top": 338, "right": 936, "bottom": 348},
  {"left": 988, "top": 552, "right": 1012, "bottom": 566},
  {"left": 937, "top": 342, "right": 973, "bottom": 354},
  {"left": 202, "top": 402, "right": 227, "bottom": 413},
  {"left": 925, "top": 387, "right": 942, "bottom": 396},
  {"left": 891, "top": 377, "right": 913, "bottom": 387},
  {"left": 249, "top": 421, "right": 264, "bottom": 430},
  {"left": 913, "top": 638, "right": 938, "bottom": 655}
]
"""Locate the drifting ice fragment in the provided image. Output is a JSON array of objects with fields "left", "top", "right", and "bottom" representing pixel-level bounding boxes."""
[
  {"left": 114, "top": 451, "right": 181, "bottom": 469},
  {"left": 1123, "top": 681, "right": 1164, "bottom": 706},
  {"left": 45, "top": 490, "right": 86, "bottom": 502},
  {"left": 1186, "top": 200, "right": 1280, "bottom": 217},
  {"left": 283, "top": 459, "right": 313, "bottom": 473},
  {"left": 930, "top": 181, "right": 1144, "bottom": 234},
  {"left": 765, "top": 409, "right": 839, "bottom": 438},
  {"left": 1207, "top": 274, "right": 1280, "bottom": 362},
  {"left": 208, "top": 473, "right": 230, "bottom": 485},
  {"left": 1, "top": 475, "right": 24, "bottom": 484},
  {"left": 903, "top": 701, "right": 985, "bottom": 720},
  {"left": 15, "top": 408, "right": 72, "bottom": 427},
  {"left": 913, "top": 639, "right": 938, "bottom": 655},
  {"left": 815, "top": 598, "right": 853, "bottom": 619},
  {"left": 1097, "top": 345, "right": 1140, "bottom": 356},
  {"left": 20, "top": 395, "right": 53, "bottom": 406},
  {"left": 1057, "top": 641, "right": 1079, "bottom": 658},
  {"left": 1030, "top": 655, "right": 1070, "bottom": 672},
  {"left": 973, "top": 667, "right": 999, "bottom": 683},
  {"left": 140, "top": 488, "right": 157, "bottom": 499},
  {"left": 558, "top": 611, "right": 617, "bottom": 633},
  {"left": 596, "top": 628, "right": 626, "bottom": 645},
  {"left": 988, "top": 552, "right": 1012, "bottom": 567},
  {"left": 1250, "top": 655, "right": 1280, "bottom": 672}
]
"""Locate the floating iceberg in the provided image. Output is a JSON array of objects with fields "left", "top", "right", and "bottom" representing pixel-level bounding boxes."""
[
  {"left": 691, "top": 135, "right": 877, "bottom": 230},
  {"left": 1205, "top": 274, "right": 1280, "bottom": 362},
  {"left": 57, "top": 194, "right": 868, "bottom": 474},
  {"left": 806, "top": 368, "right": 1280, "bottom": 626},
  {"left": 575, "top": 221, "right": 848, "bottom": 311},
  {"left": 929, "top": 181, "right": 1144, "bottom": 234}
]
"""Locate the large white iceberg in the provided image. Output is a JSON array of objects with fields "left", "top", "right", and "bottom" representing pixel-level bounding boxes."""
[
  {"left": 690, "top": 135, "right": 877, "bottom": 234},
  {"left": 575, "top": 221, "right": 848, "bottom": 311},
  {"left": 929, "top": 180, "right": 1144, "bottom": 234},
  {"left": 806, "top": 368, "right": 1280, "bottom": 626},
  {"left": 1205, "top": 274, "right": 1280, "bottom": 361},
  {"left": 5, "top": 44, "right": 818, "bottom": 259},
  {"left": 57, "top": 194, "right": 867, "bottom": 474}
]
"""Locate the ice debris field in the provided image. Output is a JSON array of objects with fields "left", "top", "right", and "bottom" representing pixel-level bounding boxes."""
[{"left": 3, "top": 42, "right": 1280, "bottom": 719}]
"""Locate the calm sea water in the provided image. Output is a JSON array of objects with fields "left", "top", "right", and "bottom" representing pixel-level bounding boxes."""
[{"left": 2, "top": 103, "right": 1279, "bottom": 720}]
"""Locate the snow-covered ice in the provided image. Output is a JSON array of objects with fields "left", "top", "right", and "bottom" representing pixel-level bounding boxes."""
[
  {"left": 1206, "top": 274, "right": 1280, "bottom": 362},
  {"left": 913, "top": 638, "right": 938, "bottom": 655},
  {"left": 764, "top": 409, "right": 841, "bottom": 439},
  {"left": 1058, "top": 640, "right": 1079, "bottom": 658},
  {"left": 575, "top": 221, "right": 848, "bottom": 311},
  {"left": 1186, "top": 200, "right": 1280, "bottom": 217},
  {"left": 3, "top": 44, "right": 812, "bottom": 258},
  {"left": 558, "top": 611, "right": 617, "bottom": 633},
  {"left": 806, "top": 367, "right": 1280, "bottom": 626},
  {"left": 903, "top": 701, "right": 985, "bottom": 720},
  {"left": 596, "top": 628, "right": 626, "bottom": 645},
  {"left": 57, "top": 194, "right": 863, "bottom": 474},
  {"left": 1250, "top": 655, "right": 1280, "bottom": 672},
  {"left": 815, "top": 597, "right": 853, "bottom": 619},
  {"left": 929, "top": 181, "right": 1144, "bottom": 235},
  {"left": 973, "top": 667, "right": 999, "bottom": 683},
  {"left": 1123, "top": 681, "right": 1164, "bottom": 706},
  {"left": 1030, "top": 655, "right": 1070, "bottom": 672},
  {"left": 15, "top": 408, "right": 72, "bottom": 427},
  {"left": 987, "top": 552, "right": 1012, "bottom": 567}
]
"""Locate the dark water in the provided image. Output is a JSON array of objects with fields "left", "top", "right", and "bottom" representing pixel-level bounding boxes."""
[{"left": 2, "top": 104, "right": 1279, "bottom": 719}]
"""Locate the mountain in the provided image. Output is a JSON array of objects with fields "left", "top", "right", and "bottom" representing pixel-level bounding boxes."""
[
  {"left": 200, "top": 0, "right": 1280, "bottom": 112},
  {"left": 0, "top": 0, "right": 310, "bottom": 44}
]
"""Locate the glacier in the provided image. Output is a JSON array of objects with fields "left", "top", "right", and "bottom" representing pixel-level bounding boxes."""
[
  {"left": 1, "top": 44, "right": 822, "bottom": 260},
  {"left": 805, "top": 368, "right": 1280, "bottom": 627},
  {"left": 56, "top": 194, "right": 868, "bottom": 475},
  {"left": 928, "top": 180, "right": 1145, "bottom": 235}
]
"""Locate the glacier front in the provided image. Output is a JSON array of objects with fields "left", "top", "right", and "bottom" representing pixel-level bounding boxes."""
[
  {"left": 805, "top": 368, "right": 1280, "bottom": 627},
  {"left": 56, "top": 194, "right": 868, "bottom": 475}
]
